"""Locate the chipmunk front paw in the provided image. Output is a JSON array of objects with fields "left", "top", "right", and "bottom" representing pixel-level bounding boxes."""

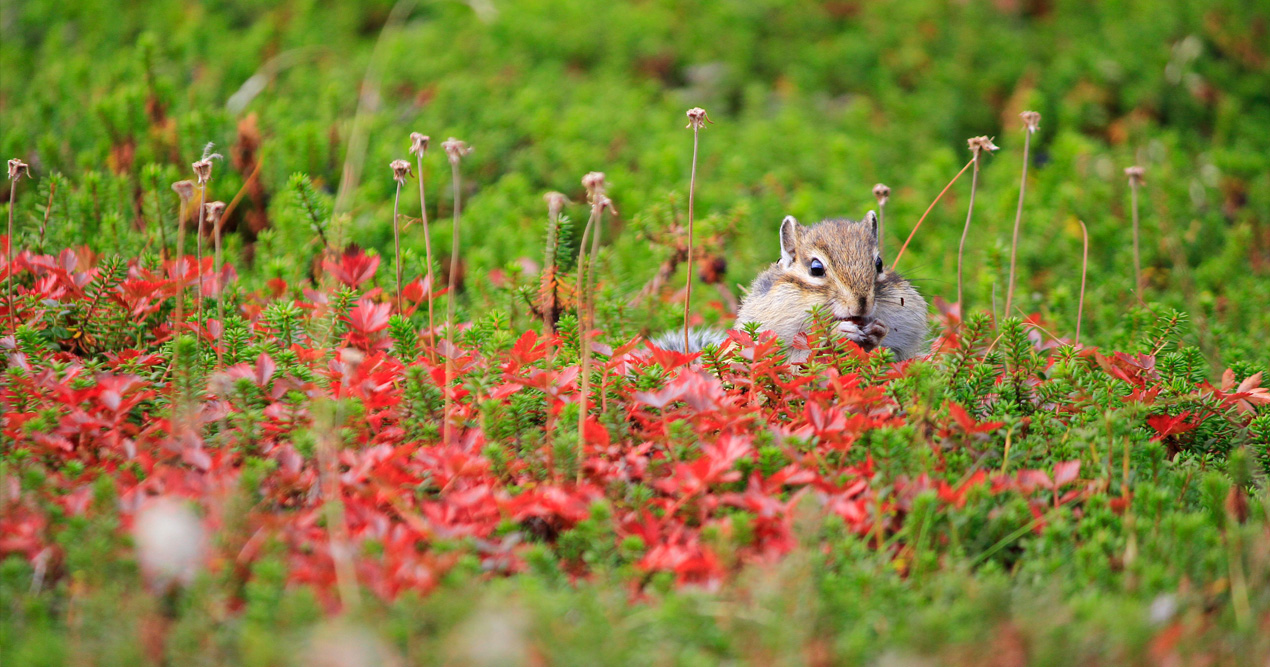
[{"left": 837, "top": 317, "right": 888, "bottom": 352}]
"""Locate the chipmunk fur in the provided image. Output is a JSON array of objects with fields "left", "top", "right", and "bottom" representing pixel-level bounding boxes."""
[{"left": 655, "top": 211, "right": 928, "bottom": 361}]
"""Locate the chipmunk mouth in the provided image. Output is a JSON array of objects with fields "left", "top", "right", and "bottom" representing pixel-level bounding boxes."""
[{"left": 834, "top": 316, "right": 873, "bottom": 336}]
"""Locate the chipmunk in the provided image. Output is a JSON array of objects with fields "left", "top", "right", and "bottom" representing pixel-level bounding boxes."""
[{"left": 656, "top": 211, "right": 928, "bottom": 361}]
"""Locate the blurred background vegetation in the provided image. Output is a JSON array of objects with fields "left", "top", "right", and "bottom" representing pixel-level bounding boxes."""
[{"left": 2, "top": 0, "right": 1268, "bottom": 367}]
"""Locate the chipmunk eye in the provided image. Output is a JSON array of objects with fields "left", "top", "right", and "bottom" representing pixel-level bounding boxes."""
[
  {"left": 809, "top": 258, "right": 825, "bottom": 277},
  {"left": 875, "top": 256, "right": 883, "bottom": 274}
]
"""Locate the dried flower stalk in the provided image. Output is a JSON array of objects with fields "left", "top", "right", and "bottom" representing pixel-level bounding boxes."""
[
  {"left": 390, "top": 159, "right": 413, "bottom": 315},
  {"left": 683, "top": 107, "right": 712, "bottom": 351},
  {"left": 6, "top": 158, "right": 30, "bottom": 332},
  {"left": 171, "top": 180, "right": 195, "bottom": 334},
  {"left": 205, "top": 201, "right": 227, "bottom": 367},
  {"left": 1125, "top": 166, "right": 1146, "bottom": 299},
  {"left": 441, "top": 138, "right": 471, "bottom": 446},
  {"left": 957, "top": 136, "right": 998, "bottom": 315},
  {"left": 1005, "top": 112, "right": 1040, "bottom": 317},
  {"left": 872, "top": 183, "right": 890, "bottom": 257},
  {"left": 541, "top": 191, "right": 569, "bottom": 335},
  {"left": 1076, "top": 220, "right": 1089, "bottom": 347},
  {"left": 191, "top": 146, "right": 222, "bottom": 348},
  {"left": 410, "top": 133, "right": 437, "bottom": 361}
]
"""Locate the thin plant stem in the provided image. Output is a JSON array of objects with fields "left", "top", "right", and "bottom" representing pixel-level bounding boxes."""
[
  {"left": 416, "top": 153, "right": 436, "bottom": 362},
  {"left": 1005, "top": 129, "right": 1033, "bottom": 316},
  {"left": 1130, "top": 179, "right": 1142, "bottom": 300},
  {"left": 576, "top": 215, "right": 596, "bottom": 327},
  {"left": 877, "top": 202, "right": 886, "bottom": 258},
  {"left": 196, "top": 185, "right": 206, "bottom": 349},
  {"left": 213, "top": 218, "right": 224, "bottom": 368},
  {"left": 956, "top": 155, "right": 981, "bottom": 315},
  {"left": 541, "top": 204, "right": 560, "bottom": 336},
  {"left": 392, "top": 181, "right": 404, "bottom": 314},
  {"left": 6, "top": 179, "right": 16, "bottom": 332},
  {"left": 173, "top": 194, "right": 189, "bottom": 335},
  {"left": 683, "top": 126, "right": 700, "bottom": 351},
  {"left": 891, "top": 158, "right": 974, "bottom": 271},
  {"left": 574, "top": 203, "right": 600, "bottom": 484},
  {"left": 37, "top": 180, "right": 55, "bottom": 255},
  {"left": 218, "top": 156, "right": 264, "bottom": 231},
  {"left": 875, "top": 182, "right": 891, "bottom": 258},
  {"left": 153, "top": 188, "right": 168, "bottom": 260},
  {"left": 1076, "top": 220, "right": 1089, "bottom": 346},
  {"left": 444, "top": 160, "right": 462, "bottom": 446},
  {"left": 579, "top": 202, "right": 608, "bottom": 485}
]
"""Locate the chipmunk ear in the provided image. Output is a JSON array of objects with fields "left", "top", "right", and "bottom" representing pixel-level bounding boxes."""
[
  {"left": 779, "top": 216, "right": 800, "bottom": 268},
  {"left": 864, "top": 210, "right": 879, "bottom": 240}
]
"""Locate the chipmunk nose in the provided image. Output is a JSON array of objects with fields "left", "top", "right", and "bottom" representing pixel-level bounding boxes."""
[{"left": 832, "top": 295, "right": 871, "bottom": 320}]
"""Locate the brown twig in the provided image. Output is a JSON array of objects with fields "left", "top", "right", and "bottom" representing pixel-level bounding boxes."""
[{"left": 891, "top": 158, "right": 975, "bottom": 271}]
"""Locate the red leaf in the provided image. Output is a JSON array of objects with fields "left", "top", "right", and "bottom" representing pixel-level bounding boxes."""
[
  {"left": 255, "top": 353, "right": 277, "bottom": 386},
  {"left": 323, "top": 247, "right": 380, "bottom": 288},
  {"left": 1053, "top": 460, "right": 1081, "bottom": 487},
  {"left": 347, "top": 298, "right": 392, "bottom": 335},
  {"left": 1146, "top": 412, "right": 1204, "bottom": 441}
]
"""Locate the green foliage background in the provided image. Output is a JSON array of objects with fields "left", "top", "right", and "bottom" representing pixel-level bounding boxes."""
[{"left": 3, "top": 0, "right": 1268, "bottom": 368}]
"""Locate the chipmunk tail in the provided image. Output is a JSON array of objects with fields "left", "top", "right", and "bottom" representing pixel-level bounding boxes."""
[{"left": 648, "top": 327, "right": 729, "bottom": 354}]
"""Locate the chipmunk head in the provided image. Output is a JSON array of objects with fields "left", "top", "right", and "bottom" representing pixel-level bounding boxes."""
[{"left": 776, "top": 212, "right": 885, "bottom": 322}]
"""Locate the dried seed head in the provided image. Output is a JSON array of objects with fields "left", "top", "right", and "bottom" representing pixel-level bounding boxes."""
[
  {"left": 967, "top": 136, "right": 1000, "bottom": 157},
  {"left": 543, "top": 191, "right": 570, "bottom": 218},
  {"left": 1125, "top": 166, "right": 1146, "bottom": 186},
  {"left": 409, "top": 133, "right": 430, "bottom": 157},
  {"left": 873, "top": 183, "right": 891, "bottom": 206},
  {"left": 171, "top": 180, "right": 196, "bottom": 201},
  {"left": 199, "top": 142, "right": 222, "bottom": 161},
  {"left": 192, "top": 159, "right": 214, "bottom": 184},
  {"left": 7, "top": 158, "right": 29, "bottom": 182},
  {"left": 204, "top": 201, "right": 227, "bottom": 228},
  {"left": 191, "top": 143, "right": 224, "bottom": 184},
  {"left": 442, "top": 138, "right": 472, "bottom": 166},
  {"left": 685, "top": 107, "right": 713, "bottom": 130},
  {"left": 390, "top": 159, "right": 413, "bottom": 186},
  {"left": 595, "top": 194, "right": 618, "bottom": 216},
  {"left": 581, "top": 171, "right": 606, "bottom": 199},
  {"left": 1020, "top": 111, "right": 1041, "bottom": 134}
]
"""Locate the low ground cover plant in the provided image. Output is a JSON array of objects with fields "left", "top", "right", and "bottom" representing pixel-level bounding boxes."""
[{"left": 2, "top": 234, "right": 1268, "bottom": 663}]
